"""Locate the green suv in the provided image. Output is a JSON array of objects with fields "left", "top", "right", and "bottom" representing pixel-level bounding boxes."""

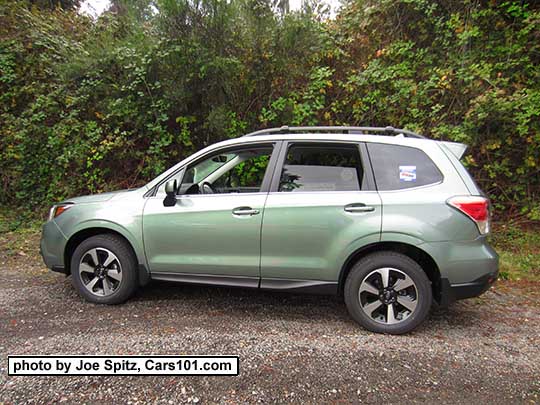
[{"left": 40, "top": 126, "right": 498, "bottom": 334}]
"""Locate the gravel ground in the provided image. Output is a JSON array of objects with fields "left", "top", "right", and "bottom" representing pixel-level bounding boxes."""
[{"left": 1, "top": 245, "right": 539, "bottom": 404}]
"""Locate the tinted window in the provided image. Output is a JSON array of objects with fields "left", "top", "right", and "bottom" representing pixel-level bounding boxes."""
[
  {"left": 367, "top": 143, "right": 442, "bottom": 190},
  {"left": 184, "top": 153, "right": 236, "bottom": 183},
  {"left": 279, "top": 144, "right": 364, "bottom": 192},
  {"left": 211, "top": 149, "right": 271, "bottom": 193},
  {"left": 181, "top": 146, "right": 273, "bottom": 195}
]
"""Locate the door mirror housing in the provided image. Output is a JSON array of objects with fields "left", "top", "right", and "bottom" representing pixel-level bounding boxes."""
[{"left": 163, "top": 180, "right": 177, "bottom": 207}]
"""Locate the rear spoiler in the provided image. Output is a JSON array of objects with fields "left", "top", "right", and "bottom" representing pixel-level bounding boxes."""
[{"left": 439, "top": 141, "right": 467, "bottom": 159}]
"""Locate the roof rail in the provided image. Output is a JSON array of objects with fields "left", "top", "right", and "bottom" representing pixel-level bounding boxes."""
[{"left": 243, "top": 125, "right": 426, "bottom": 139}]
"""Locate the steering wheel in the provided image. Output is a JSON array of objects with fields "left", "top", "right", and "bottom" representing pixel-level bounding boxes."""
[{"left": 201, "top": 182, "right": 215, "bottom": 194}]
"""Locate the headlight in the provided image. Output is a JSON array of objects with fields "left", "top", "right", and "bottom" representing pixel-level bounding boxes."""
[{"left": 48, "top": 203, "right": 73, "bottom": 221}]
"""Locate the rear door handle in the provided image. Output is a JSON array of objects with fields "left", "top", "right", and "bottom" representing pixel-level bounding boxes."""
[
  {"left": 232, "top": 207, "right": 260, "bottom": 216},
  {"left": 344, "top": 203, "right": 375, "bottom": 213}
]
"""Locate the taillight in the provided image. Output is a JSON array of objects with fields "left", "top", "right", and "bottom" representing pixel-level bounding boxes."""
[{"left": 447, "top": 196, "right": 490, "bottom": 235}]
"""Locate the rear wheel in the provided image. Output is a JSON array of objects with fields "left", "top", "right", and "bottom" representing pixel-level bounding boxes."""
[
  {"left": 71, "top": 234, "right": 138, "bottom": 304},
  {"left": 344, "top": 252, "right": 432, "bottom": 334}
]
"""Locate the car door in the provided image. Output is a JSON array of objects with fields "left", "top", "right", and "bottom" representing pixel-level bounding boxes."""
[
  {"left": 143, "top": 141, "right": 281, "bottom": 286},
  {"left": 260, "top": 141, "right": 382, "bottom": 291}
]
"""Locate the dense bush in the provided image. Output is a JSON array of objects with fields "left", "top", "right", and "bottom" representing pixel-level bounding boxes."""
[{"left": 0, "top": 0, "right": 538, "bottom": 220}]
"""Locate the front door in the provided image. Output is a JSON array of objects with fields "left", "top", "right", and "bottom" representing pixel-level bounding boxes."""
[
  {"left": 260, "top": 141, "right": 382, "bottom": 288},
  {"left": 143, "top": 142, "right": 279, "bottom": 285}
]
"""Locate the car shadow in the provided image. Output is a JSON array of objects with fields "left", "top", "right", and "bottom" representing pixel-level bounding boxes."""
[
  {"left": 132, "top": 279, "right": 350, "bottom": 321},
  {"left": 127, "top": 279, "right": 482, "bottom": 332},
  {"left": 50, "top": 274, "right": 493, "bottom": 334}
]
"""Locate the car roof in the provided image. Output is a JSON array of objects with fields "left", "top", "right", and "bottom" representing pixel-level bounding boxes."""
[
  {"left": 210, "top": 125, "right": 432, "bottom": 148},
  {"left": 209, "top": 132, "right": 432, "bottom": 148},
  {"left": 211, "top": 131, "right": 467, "bottom": 160}
]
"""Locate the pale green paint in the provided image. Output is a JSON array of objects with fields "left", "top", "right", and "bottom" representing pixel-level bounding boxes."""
[
  {"left": 260, "top": 191, "right": 382, "bottom": 281},
  {"left": 40, "top": 134, "right": 498, "bottom": 290},
  {"left": 143, "top": 193, "right": 267, "bottom": 277}
]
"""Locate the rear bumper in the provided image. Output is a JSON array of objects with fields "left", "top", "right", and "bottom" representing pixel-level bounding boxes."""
[
  {"left": 440, "top": 271, "right": 498, "bottom": 307},
  {"left": 423, "top": 236, "right": 499, "bottom": 307}
]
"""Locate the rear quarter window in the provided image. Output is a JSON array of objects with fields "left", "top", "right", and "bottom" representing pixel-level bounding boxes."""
[{"left": 367, "top": 143, "right": 443, "bottom": 190}]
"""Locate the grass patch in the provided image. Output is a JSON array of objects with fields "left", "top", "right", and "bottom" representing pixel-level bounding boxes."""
[
  {"left": 491, "top": 223, "right": 540, "bottom": 281},
  {"left": 0, "top": 207, "right": 43, "bottom": 233},
  {"left": 0, "top": 208, "right": 43, "bottom": 259}
]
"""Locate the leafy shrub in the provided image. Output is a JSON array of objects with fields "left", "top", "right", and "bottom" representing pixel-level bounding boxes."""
[{"left": 0, "top": 0, "right": 538, "bottom": 221}]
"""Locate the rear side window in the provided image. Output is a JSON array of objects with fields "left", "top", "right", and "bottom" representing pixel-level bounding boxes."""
[
  {"left": 367, "top": 143, "right": 442, "bottom": 190},
  {"left": 279, "top": 143, "right": 364, "bottom": 192}
]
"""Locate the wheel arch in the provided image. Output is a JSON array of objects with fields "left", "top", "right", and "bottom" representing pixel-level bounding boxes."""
[
  {"left": 338, "top": 241, "right": 442, "bottom": 303},
  {"left": 64, "top": 226, "right": 150, "bottom": 286}
]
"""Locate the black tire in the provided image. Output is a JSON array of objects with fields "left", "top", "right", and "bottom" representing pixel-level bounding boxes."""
[
  {"left": 344, "top": 251, "right": 432, "bottom": 334},
  {"left": 71, "top": 234, "right": 138, "bottom": 304}
]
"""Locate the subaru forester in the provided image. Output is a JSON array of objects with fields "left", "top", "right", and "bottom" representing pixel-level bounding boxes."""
[{"left": 40, "top": 126, "right": 499, "bottom": 334}]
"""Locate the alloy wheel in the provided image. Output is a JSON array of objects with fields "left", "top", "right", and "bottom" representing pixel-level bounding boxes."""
[
  {"left": 78, "top": 248, "right": 123, "bottom": 297},
  {"left": 358, "top": 267, "right": 418, "bottom": 325}
]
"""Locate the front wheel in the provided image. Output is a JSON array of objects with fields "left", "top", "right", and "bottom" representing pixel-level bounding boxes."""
[
  {"left": 71, "top": 234, "right": 138, "bottom": 304},
  {"left": 344, "top": 252, "right": 432, "bottom": 334}
]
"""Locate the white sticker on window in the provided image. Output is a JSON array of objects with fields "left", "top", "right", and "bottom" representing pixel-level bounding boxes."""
[{"left": 399, "top": 165, "right": 416, "bottom": 182}]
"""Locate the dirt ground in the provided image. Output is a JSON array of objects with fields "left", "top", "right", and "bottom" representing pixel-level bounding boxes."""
[{"left": 0, "top": 238, "right": 539, "bottom": 404}]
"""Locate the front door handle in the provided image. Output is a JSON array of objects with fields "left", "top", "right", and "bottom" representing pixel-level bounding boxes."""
[
  {"left": 344, "top": 203, "right": 375, "bottom": 213},
  {"left": 232, "top": 207, "right": 260, "bottom": 216}
]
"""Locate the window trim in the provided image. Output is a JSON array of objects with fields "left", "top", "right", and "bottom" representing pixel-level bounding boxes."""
[
  {"left": 269, "top": 140, "right": 375, "bottom": 193},
  {"left": 365, "top": 141, "right": 445, "bottom": 192},
  {"left": 147, "top": 141, "right": 283, "bottom": 198}
]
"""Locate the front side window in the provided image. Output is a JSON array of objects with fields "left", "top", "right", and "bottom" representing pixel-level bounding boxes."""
[
  {"left": 180, "top": 145, "right": 273, "bottom": 195},
  {"left": 279, "top": 143, "right": 364, "bottom": 192},
  {"left": 367, "top": 143, "right": 443, "bottom": 190},
  {"left": 184, "top": 153, "right": 236, "bottom": 184}
]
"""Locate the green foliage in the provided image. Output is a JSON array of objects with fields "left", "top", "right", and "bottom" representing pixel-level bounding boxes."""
[
  {"left": 329, "top": 0, "right": 540, "bottom": 219},
  {"left": 491, "top": 223, "right": 540, "bottom": 281},
  {"left": 27, "top": 0, "right": 81, "bottom": 11},
  {"left": 0, "top": 0, "right": 538, "bottom": 220},
  {"left": 230, "top": 155, "right": 270, "bottom": 188}
]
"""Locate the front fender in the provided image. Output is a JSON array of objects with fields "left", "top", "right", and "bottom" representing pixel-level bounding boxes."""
[{"left": 66, "top": 219, "right": 147, "bottom": 266}]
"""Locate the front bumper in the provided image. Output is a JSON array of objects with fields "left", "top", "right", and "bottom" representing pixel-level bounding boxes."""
[{"left": 40, "top": 220, "right": 68, "bottom": 273}]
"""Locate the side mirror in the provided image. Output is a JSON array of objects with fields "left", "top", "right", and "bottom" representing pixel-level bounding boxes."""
[{"left": 163, "top": 180, "right": 177, "bottom": 207}]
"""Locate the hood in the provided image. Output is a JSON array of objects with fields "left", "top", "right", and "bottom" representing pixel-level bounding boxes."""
[{"left": 61, "top": 189, "right": 135, "bottom": 204}]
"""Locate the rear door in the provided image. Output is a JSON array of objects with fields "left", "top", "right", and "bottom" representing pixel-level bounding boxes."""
[{"left": 260, "top": 141, "right": 382, "bottom": 290}]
